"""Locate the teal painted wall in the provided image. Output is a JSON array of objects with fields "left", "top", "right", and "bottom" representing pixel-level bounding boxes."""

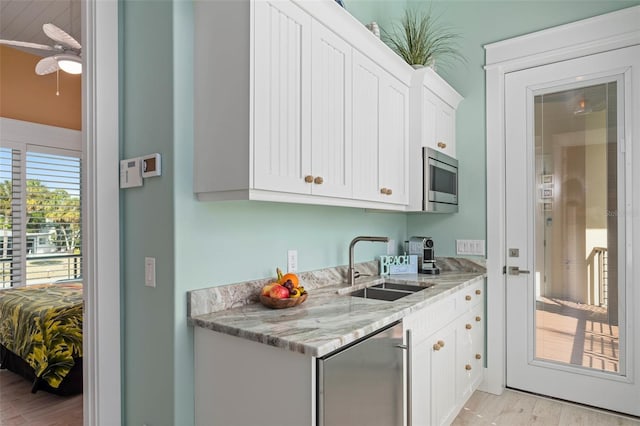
[
  {"left": 121, "top": 0, "right": 176, "bottom": 424},
  {"left": 121, "top": 0, "right": 638, "bottom": 424},
  {"left": 405, "top": 0, "right": 639, "bottom": 257}
]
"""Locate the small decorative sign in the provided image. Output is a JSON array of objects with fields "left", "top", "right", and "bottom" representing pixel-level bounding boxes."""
[{"left": 380, "top": 255, "right": 418, "bottom": 275}]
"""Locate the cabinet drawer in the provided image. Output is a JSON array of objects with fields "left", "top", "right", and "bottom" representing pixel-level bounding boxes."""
[
  {"left": 456, "top": 304, "right": 485, "bottom": 402},
  {"left": 457, "top": 280, "right": 484, "bottom": 313},
  {"left": 406, "top": 294, "right": 458, "bottom": 343}
]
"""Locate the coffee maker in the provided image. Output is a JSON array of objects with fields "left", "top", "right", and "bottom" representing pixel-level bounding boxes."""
[{"left": 406, "top": 236, "right": 440, "bottom": 274}]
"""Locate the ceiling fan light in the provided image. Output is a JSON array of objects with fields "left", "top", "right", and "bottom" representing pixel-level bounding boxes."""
[{"left": 57, "top": 55, "right": 82, "bottom": 74}]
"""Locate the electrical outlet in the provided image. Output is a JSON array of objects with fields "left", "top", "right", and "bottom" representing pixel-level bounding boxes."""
[
  {"left": 387, "top": 239, "right": 397, "bottom": 255},
  {"left": 287, "top": 250, "right": 298, "bottom": 273},
  {"left": 456, "top": 240, "right": 485, "bottom": 256}
]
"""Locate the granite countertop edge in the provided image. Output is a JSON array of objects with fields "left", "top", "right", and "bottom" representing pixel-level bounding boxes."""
[{"left": 189, "top": 265, "right": 486, "bottom": 358}]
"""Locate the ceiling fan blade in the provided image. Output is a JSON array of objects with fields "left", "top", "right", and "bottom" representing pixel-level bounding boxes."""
[
  {"left": 0, "top": 39, "right": 55, "bottom": 52},
  {"left": 35, "top": 56, "right": 59, "bottom": 75},
  {"left": 43, "top": 23, "right": 81, "bottom": 50}
]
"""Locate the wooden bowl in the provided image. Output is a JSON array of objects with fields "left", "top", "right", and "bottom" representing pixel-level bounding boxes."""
[{"left": 260, "top": 292, "right": 308, "bottom": 309}]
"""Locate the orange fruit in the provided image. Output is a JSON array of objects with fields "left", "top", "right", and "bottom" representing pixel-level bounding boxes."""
[{"left": 280, "top": 273, "right": 299, "bottom": 288}]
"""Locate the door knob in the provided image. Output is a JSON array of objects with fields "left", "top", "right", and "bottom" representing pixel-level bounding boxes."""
[{"left": 508, "top": 266, "right": 531, "bottom": 275}]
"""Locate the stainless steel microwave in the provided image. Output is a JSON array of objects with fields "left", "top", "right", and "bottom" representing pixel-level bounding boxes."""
[{"left": 423, "top": 147, "right": 458, "bottom": 213}]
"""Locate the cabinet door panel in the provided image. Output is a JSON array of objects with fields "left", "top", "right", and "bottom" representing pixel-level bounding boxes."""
[
  {"left": 431, "top": 322, "right": 459, "bottom": 426},
  {"left": 379, "top": 75, "right": 409, "bottom": 204},
  {"left": 422, "top": 88, "right": 456, "bottom": 157},
  {"left": 410, "top": 338, "right": 432, "bottom": 426},
  {"left": 436, "top": 101, "right": 455, "bottom": 157},
  {"left": 254, "top": 0, "right": 312, "bottom": 193},
  {"left": 351, "top": 52, "right": 381, "bottom": 201},
  {"left": 456, "top": 305, "right": 485, "bottom": 402},
  {"left": 311, "top": 21, "right": 352, "bottom": 198}
]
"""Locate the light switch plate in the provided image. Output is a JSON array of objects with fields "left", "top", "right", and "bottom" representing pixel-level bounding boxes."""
[
  {"left": 145, "top": 257, "right": 156, "bottom": 288},
  {"left": 287, "top": 250, "right": 298, "bottom": 273},
  {"left": 456, "top": 239, "right": 486, "bottom": 256}
]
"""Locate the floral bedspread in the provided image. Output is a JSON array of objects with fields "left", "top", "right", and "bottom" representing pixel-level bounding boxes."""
[{"left": 0, "top": 283, "right": 83, "bottom": 388}]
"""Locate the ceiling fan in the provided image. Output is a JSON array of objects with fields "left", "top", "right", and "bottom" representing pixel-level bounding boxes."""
[{"left": 0, "top": 23, "right": 82, "bottom": 75}]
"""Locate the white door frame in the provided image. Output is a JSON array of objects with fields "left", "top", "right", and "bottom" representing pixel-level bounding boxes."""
[
  {"left": 483, "top": 5, "right": 640, "bottom": 395},
  {"left": 82, "top": 0, "right": 121, "bottom": 424}
]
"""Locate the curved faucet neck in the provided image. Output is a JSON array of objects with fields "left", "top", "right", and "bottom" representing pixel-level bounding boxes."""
[{"left": 348, "top": 236, "right": 389, "bottom": 286}]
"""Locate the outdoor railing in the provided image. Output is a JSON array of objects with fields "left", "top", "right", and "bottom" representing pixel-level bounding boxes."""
[
  {"left": 0, "top": 253, "right": 82, "bottom": 288},
  {"left": 586, "top": 247, "right": 608, "bottom": 307}
]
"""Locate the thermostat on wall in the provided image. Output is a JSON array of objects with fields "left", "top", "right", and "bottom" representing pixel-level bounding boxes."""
[
  {"left": 142, "top": 153, "right": 161, "bottom": 178},
  {"left": 120, "top": 158, "right": 143, "bottom": 188}
]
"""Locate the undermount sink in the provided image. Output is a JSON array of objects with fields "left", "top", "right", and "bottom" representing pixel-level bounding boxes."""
[{"left": 350, "top": 281, "right": 434, "bottom": 301}]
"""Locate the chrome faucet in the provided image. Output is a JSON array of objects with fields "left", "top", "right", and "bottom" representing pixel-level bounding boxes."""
[{"left": 348, "top": 236, "right": 389, "bottom": 286}]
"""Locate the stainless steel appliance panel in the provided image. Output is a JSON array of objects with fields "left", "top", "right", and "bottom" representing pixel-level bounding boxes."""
[
  {"left": 318, "top": 321, "right": 404, "bottom": 426},
  {"left": 423, "top": 147, "right": 459, "bottom": 213}
]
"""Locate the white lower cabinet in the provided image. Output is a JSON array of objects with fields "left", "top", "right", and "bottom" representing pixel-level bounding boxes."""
[
  {"left": 405, "top": 280, "right": 485, "bottom": 426},
  {"left": 194, "top": 327, "right": 315, "bottom": 426},
  {"left": 193, "top": 281, "right": 485, "bottom": 426}
]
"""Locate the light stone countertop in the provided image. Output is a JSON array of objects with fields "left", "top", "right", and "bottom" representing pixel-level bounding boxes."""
[{"left": 188, "top": 258, "right": 486, "bottom": 358}]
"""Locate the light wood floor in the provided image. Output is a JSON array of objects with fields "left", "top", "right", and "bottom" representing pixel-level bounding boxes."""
[
  {"left": 453, "top": 389, "right": 640, "bottom": 426},
  {"left": 0, "top": 369, "right": 82, "bottom": 425}
]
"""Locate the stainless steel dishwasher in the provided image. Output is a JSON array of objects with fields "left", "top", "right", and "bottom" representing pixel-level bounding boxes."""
[{"left": 317, "top": 321, "right": 407, "bottom": 426}]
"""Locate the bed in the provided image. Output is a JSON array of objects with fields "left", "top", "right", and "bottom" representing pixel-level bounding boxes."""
[{"left": 0, "top": 282, "right": 83, "bottom": 395}]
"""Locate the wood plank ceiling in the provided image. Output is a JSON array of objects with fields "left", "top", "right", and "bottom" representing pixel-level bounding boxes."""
[{"left": 0, "top": 0, "right": 81, "bottom": 56}]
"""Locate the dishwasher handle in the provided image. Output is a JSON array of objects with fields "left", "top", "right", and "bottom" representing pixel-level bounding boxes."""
[{"left": 396, "top": 329, "right": 412, "bottom": 426}]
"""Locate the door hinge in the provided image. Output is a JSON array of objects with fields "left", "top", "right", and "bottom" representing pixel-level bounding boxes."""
[{"left": 503, "top": 265, "right": 507, "bottom": 275}]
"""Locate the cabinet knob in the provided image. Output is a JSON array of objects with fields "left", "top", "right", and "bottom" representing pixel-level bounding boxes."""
[
  {"left": 386, "top": 188, "right": 392, "bottom": 195},
  {"left": 475, "top": 289, "right": 482, "bottom": 295},
  {"left": 475, "top": 353, "right": 482, "bottom": 360},
  {"left": 304, "top": 175, "right": 314, "bottom": 183},
  {"left": 465, "top": 295, "right": 472, "bottom": 301},
  {"left": 465, "top": 324, "right": 472, "bottom": 330},
  {"left": 437, "top": 142, "right": 447, "bottom": 149},
  {"left": 465, "top": 364, "right": 472, "bottom": 371},
  {"left": 475, "top": 316, "right": 481, "bottom": 322},
  {"left": 433, "top": 343, "right": 441, "bottom": 351},
  {"left": 380, "top": 188, "right": 387, "bottom": 194},
  {"left": 314, "top": 176, "right": 324, "bottom": 185},
  {"left": 437, "top": 340, "right": 445, "bottom": 348}
]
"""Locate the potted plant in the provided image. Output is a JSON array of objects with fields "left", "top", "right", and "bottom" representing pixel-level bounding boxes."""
[{"left": 382, "top": 8, "right": 465, "bottom": 70}]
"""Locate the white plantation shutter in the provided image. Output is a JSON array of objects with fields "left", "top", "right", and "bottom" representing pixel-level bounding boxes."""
[
  {"left": 0, "top": 131, "right": 81, "bottom": 287},
  {"left": 0, "top": 147, "right": 25, "bottom": 288}
]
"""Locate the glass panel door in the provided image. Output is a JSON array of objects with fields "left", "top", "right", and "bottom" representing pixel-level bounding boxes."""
[{"left": 533, "top": 81, "right": 622, "bottom": 374}]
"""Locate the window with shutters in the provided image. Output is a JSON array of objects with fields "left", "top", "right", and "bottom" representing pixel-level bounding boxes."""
[{"left": 0, "top": 124, "right": 81, "bottom": 288}]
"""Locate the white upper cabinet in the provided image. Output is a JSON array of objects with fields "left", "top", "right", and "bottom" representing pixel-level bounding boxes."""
[
  {"left": 378, "top": 73, "right": 409, "bottom": 204},
  {"left": 412, "top": 68, "right": 462, "bottom": 158},
  {"left": 407, "top": 67, "right": 463, "bottom": 211},
  {"left": 352, "top": 51, "right": 409, "bottom": 205},
  {"left": 309, "top": 20, "right": 353, "bottom": 199},
  {"left": 194, "top": 0, "right": 458, "bottom": 211},
  {"left": 352, "top": 52, "right": 382, "bottom": 202},
  {"left": 423, "top": 87, "right": 457, "bottom": 157},
  {"left": 253, "top": 0, "right": 312, "bottom": 194}
]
